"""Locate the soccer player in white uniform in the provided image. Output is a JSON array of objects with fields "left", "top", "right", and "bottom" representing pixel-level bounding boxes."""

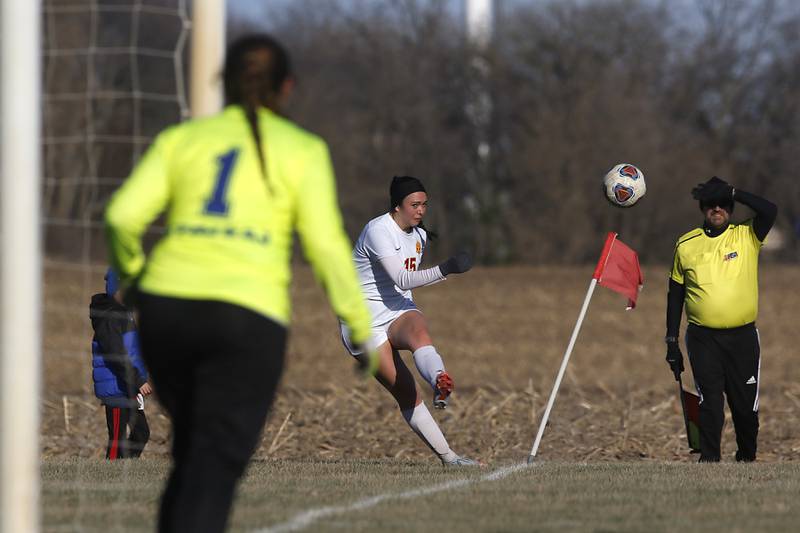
[{"left": 341, "top": 176, "right": 479, "bottom": 466}]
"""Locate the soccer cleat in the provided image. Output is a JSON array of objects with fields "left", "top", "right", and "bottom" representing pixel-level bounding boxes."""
[
  {"left": 433, "top": 371, "right": 453, "bottom": 409},
  {"left": 442, "top": 455, "right": 482, "bottom": 467}
]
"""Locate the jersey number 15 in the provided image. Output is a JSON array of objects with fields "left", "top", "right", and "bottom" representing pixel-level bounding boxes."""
[{"left": 403, "top": 257, "right": 417, "bottom": 271}]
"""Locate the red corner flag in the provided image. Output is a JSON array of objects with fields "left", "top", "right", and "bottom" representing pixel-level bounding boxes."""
[
  {"left": 592, "top": 232, "right": 644, "bottom": 309},
  {"left": 528, "top": 231, "right": 644, "bottom": 461}
]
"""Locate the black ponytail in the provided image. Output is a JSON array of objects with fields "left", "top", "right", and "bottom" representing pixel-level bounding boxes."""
[
  {"left": 416, "top": 221, "right": 438, "bottom": 241},
  {"left": 223, "top": 34, "right": 292, "bottom": 188}
]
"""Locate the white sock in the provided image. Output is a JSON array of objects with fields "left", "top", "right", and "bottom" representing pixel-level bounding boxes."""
[
  {"left": 412, "top": 345, "right": 445, "bottom": 390},
  {"left": 401, "top": 402, "right": 458, "bottom": 462}
]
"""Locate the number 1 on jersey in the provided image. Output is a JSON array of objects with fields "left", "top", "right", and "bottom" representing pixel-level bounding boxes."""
[{"left": 204, "top": 148, "right": 240, "bottom": 215}]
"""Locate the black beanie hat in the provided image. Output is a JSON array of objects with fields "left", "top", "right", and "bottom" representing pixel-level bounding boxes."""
[
  {"left": 390, "top": 176, "right": 426, "bottom": 210},
  {"left": 698, "top": 176, "right": 734, "bottom": 212}
]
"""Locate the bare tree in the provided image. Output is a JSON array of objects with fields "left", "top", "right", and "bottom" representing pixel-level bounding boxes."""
[{"left": 42, "top": 0, "right": 798, "bottom": 262}]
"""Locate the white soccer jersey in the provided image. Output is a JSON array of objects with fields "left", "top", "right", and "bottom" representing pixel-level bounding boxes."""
[{"left": 353, "top": 213, "right": 430, "bottom": 325}]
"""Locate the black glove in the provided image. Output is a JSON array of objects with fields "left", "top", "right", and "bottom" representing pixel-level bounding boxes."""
[
  {"left": 352, "top": 344, "right": 380, "bottom": 377},
  {"left": 665, "top": 340, "right": 684, "bottom": 381},
  {"left": 438, "top": 251, "right": 473, "bottom": 276},
  {"left": 691, "top": 176, "right": 734, "bottom": 204}
]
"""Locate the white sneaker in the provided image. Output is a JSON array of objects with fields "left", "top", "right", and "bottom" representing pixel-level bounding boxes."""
[{"left": 442, "top": 455, "right": 482, "bottom": 467}]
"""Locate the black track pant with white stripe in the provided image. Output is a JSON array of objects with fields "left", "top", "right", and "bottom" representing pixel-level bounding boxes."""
[
  {"left": 137, "top": 293, "right": 287, "bottom": 533},
  {"left": 686, "top": 322, "right": 760, "bottom": 462}
]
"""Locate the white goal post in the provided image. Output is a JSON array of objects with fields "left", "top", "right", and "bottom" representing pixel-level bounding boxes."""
[
  {"left": 191, "top": 0, "right": 225, "bottom": 117},
  {"left": 1, "top": 0, "right": 224, "bottom": 530},
  {"left": 1, "top": 0, "right": 43, "bottom": 531}
]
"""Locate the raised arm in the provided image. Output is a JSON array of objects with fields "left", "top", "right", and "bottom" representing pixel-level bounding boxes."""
[{"left": 734, "top": 189, "right": 777, "bottom": 242}]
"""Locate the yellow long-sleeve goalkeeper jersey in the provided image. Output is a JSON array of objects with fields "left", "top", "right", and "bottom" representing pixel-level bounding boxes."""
[{"left": 105, "top": 105, "right": 371, "bottom": 343}]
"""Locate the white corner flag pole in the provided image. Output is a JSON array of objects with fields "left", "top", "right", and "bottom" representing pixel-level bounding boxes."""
[
  {"left": 527, "top": 232, "right": 619, "bottom": 463},
  {"left": 527, "top": 278, "right": 598, "bottom": 463}
]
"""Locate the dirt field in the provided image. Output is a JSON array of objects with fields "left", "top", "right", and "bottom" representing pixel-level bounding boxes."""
[{"left": 42, "top": 263, "right": 800, "bottom": 464}]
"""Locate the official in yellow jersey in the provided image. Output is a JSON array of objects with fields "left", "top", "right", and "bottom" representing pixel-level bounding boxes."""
[
  {"left": 665, "top": 176, "right": 777, "bottom": 462},
  {"left": 105, "top": 35, "right": 375, "bottom": 533}
]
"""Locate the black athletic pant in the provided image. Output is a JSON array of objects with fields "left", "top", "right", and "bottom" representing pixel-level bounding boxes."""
[
  {"left": 686, "top": 322, "right": 760, "bottom": 462},
  {"left": 104, "top": 405, "right": 150, "bottom": 460},
  {"left": 137, "top": 293, "right": 287, "bottom": 533}
]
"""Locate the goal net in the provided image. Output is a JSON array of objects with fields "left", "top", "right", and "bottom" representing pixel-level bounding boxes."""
[
  {"left": 43, "top": 0, "right": 190, "bottom": 266},
  {"left": 38, "top": 0, "right": 190, "bottom": 529}
]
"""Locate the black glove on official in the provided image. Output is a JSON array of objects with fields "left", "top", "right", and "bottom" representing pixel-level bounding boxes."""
[
  {"left": 665, "top": 340, "right": 684, "bottom": 381},
  {"left": 691, "top": 176, "right": 734, "bottom": 204},
  {"left": 438, "top": 251, "right": 473, "bottom": 276}
]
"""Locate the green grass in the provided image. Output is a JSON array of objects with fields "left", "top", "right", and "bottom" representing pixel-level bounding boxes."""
[{"left": 42, "top": 458, "right": 800, "bottom": 532}]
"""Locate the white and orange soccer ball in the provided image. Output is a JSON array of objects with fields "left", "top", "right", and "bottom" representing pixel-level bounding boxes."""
[{"left": 603, "top": 163, "right": 646, "bottom": 207}]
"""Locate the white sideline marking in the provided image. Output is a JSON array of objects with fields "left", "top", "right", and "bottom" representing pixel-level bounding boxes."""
[{"left": 256, "top": 463, "right": 531, "bottom": 533}]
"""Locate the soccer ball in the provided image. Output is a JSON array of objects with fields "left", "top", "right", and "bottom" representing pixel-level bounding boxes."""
[{"left": 602, "top": 163, "right": 646, "bottom": 207}]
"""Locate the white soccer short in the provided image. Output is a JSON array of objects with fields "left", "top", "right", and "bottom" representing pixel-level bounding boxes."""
[{"left": 340, "top": 300, "right": 421, "bottom": 357}]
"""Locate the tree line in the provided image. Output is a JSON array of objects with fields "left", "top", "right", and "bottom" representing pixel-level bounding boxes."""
[
  {"left": 241, "top": 0, "right": 799, "bottom": 264},
  {"left": 44, "top": 0, "right": 800, "bottom": 264}
]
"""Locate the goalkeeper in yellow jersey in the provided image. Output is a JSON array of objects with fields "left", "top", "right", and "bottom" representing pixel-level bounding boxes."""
[{"left": 105, "top": 34, "right": 375, "bottom": 533}]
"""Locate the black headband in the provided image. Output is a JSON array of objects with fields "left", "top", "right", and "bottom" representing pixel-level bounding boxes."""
[{"left": 390, "top": 176, "right": 426, "bottom": 209}]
